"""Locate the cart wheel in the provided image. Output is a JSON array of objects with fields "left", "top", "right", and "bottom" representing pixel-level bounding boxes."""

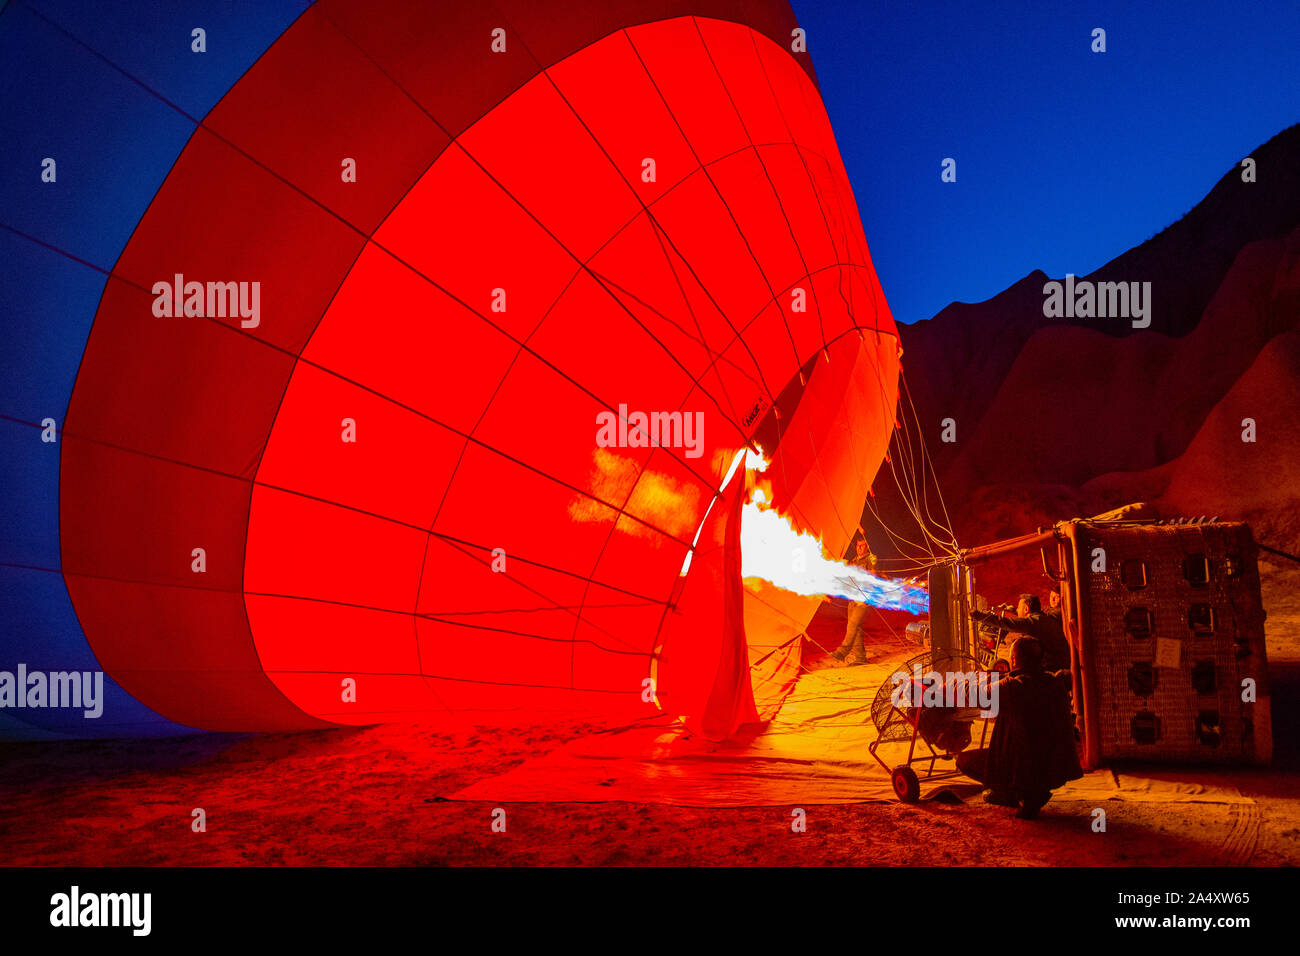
[{"left": 892, "top": 765, "right": 921, "bottom": 803}]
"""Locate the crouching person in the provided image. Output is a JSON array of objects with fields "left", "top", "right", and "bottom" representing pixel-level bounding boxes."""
[{"left": 956, "top": 636, "right": 1082, "bottom": 819}]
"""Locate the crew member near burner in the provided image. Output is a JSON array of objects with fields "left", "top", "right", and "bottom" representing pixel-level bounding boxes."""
[
  {"left": 955, "top": 636, "right": 1083, "bottom": 818},
  {"left": 971, "top": 593, "right": 1071, "bottom": 674},
  {"left": 831, "top": 535, "right": 877, "bottom": 665}
]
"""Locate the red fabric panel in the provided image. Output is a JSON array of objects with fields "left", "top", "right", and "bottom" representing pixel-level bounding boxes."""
[
  {"left": 315, "top": 0, "right": 539, "bottom": 139},
  {"left": 65, "top": 578, "right": 312, "bottom": 731},
  {"left": 494, "top": 0, "right": 812, "bottom": 87},
  {"left": 417, "top": 678, "right": 642, "bottom": 717},
  {"left": 623, "top": 19, "right": 754, "bottom": 166},
  {"left": 429, "top": 444, "right": 622, "bottom": 574},
  {"left": 571, "top": 641, "right": 658, "bottom": 700},
  {"left": 752, "top": 35, "right": 826, "bottom": 156},
  {"left": 300, "top": 245, "right": 517, "bottom": 435},
  {"left": 270, "top": 673, "right": 444, "bottom": 723},
  {"left": 247, "top": 595, "right": 422, "bottom": 675},
  {"left": 654, "top": 475, "right": 751, "bottom": 731},
  {"left": 752, "top": 145, "right": 840, "bottom": 287},
  {"left": 589, "top": 449, "right": 708, "bottom": 596},
  {"left": 743, "top": 581, "right": 816, "bottom": 718},
  {"left": 571, "top": 580, "right": 672, "bottom": 661},
  {"left": 697, "top": 18, "right": 791, "bottom": 146},
  {"left": 471, "top": 350, "right": 651, "bottom": 496},
  {"left": 112, "top": 128, "right": 364, "bottom": 354},
  {"left": 729, "top": 299, "right": 802, "bottom": 394},
  {"left": 204, "top": 4, "right": 449, "bottom": 233},
  {"left": 708, "top": 149, "right": 808, "bottom": 301},
  {"left": 621, "top": 448, "right": 713, "bottom": 542},
  {"left": 63, "top": 278, "right": 294, "bottom": 477},
  {"left": 701, "top": 480, "right": 760, "bottom": 736},
  {"left": 415, "top": 538, "right": 590, "bottom": 621},
  {"left": 374, "top": 142, "right": 577, "bottom": 342},
  {"left": 528, "top": 274, "right": 699, "bottom": 431},
  {"left": 60, "top": 438, "right": 250, "bottom": 592},
  {"left": 245, "top": 486, "right": 427, "bottom": 612},
  {"left": 256, "top": 362, "right": 463, "bottom": 529},
  {"left": 547, "top": 31, "right": 698, "bottom": 207},
  {"left": 764, "top": 334, "right": 896, "bottom": 539},
  {"left": 588, "top": 214, "right": 767, "bottom": 432},
  {"left": 416, "top": 616, "right": 575, "bottom": 691},
  {"left": 456, "top": 78, "right": 641, "bottom": 262},
  {"left": 649, "top": 169, "right": 780, "bottom": 336}
]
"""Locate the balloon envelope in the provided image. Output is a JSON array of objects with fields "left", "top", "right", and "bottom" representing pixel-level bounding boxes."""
[{"left": 2, "top": 0, "right": 900, "bottom": 738}]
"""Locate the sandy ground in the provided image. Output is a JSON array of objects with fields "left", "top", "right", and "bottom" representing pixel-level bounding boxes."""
[{"left": 2, "top": 570, "right": 1298, "bottom": 867}]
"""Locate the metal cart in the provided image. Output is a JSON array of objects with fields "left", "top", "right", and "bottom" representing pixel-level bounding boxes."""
[{"left": 868, "top": 650, "right": 994, "bottom": 802}]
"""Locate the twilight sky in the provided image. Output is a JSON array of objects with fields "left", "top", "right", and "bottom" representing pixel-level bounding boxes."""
[{"left": 792, "top": 0, "right": 1300, "bottom": 324}]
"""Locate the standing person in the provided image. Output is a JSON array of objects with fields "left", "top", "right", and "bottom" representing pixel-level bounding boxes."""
[
  {"left": 972, "top": 593, "right": 1071, "bottom": 675},
  {"left": 831, "top": 536, "right": 877, "bottom": 665},
  {"left": 1042, "top": 587, "right": 1070, "bottom": 672},
  {"left": 955, "top": 637, "right": 1083, "bottom": 818}
]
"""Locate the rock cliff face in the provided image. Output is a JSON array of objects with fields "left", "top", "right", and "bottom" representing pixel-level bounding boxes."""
[{"left": 884, "top": 125, "right": 1300, "bottom": 564}]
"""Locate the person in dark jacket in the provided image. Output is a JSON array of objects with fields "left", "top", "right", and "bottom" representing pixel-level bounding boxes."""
[
  {"left": 972, "top": 594, "right": 1071, "bottom": 674},
  {"left": 1043, "top": 588, "right": 1069, "bottom": 662},
  {"left": 956, "top": 636, "right": 1083, "bottom": 819}
]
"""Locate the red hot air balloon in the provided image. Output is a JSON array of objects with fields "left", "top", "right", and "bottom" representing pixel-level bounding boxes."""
[{"left": 57, "top": 0, "right": 901, "bottom": 738}]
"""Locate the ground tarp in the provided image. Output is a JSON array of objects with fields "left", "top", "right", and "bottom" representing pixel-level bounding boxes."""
[{"left": 450, "top": 653, "right": 1255, "bottom": 807}]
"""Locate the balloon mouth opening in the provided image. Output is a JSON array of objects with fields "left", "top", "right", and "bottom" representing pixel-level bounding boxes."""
[{"left": 736, "top": 334, "right": 928, "bottom": 614}]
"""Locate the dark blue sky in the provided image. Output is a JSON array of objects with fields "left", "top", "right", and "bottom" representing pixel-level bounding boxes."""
[{"left": 793, "top": 0, "right": 1300, "bottom": 324}]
